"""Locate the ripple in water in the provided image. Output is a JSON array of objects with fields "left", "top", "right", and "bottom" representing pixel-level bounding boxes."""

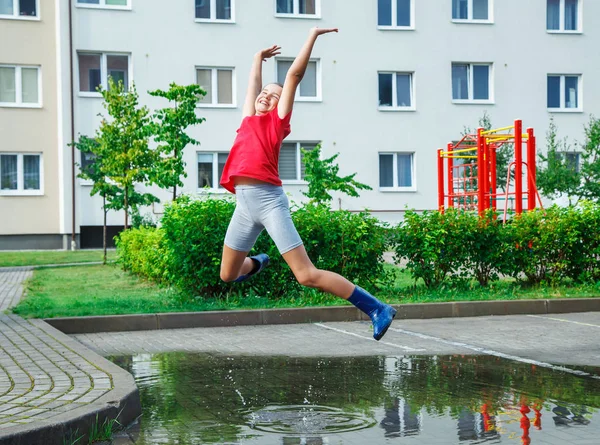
[{"left": 247, "top": 405, "right": 377, "bottom": 434}]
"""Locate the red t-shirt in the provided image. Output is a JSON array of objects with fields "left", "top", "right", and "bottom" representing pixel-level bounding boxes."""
[{"left": 220, "top": 108, "right": 292, "bottom": 194}]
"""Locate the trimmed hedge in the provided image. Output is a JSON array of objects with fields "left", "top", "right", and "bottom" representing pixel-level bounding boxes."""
[
  {"left": 116, "top": 196, "right": 392, "bottom": 298},
  {"left": 393, "top": 203, "right": 600, "bottom": 288}
]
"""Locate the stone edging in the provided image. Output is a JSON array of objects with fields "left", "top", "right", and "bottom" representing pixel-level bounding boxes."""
[
  {"left": 0, "top": 319, "right": 141, "bottom": 445},
  {"left": 45, "top": 298, "right": 600, "bottom": 334}
]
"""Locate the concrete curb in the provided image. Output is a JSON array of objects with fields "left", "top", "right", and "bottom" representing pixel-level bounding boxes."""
[
  {"left": 0, "top": 320, "right": 141, "bottom": 445},
  {"left": 45, "top": 298, "right": 600, "bottom": 335}
]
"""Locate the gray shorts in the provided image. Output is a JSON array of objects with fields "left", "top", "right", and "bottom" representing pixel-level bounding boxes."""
[{"left": 224, "top": 184, "right": 304, "bottom": 254}]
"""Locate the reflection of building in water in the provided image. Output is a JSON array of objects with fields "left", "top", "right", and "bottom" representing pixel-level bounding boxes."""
[
  {"left": 457, "top": 408, "right": 501, "bottom": 442},
  {"left": 552, "top": 404, "right": 592, "bottom": 427},
  {"left": 381, "top": 357, "right": 422, "bottom": 438},
  {"left": 380, "top": 397, "right": 421, "bottom": 438},
  {"left": 282, "top": 437, "right": 329, "bottom": 445}
]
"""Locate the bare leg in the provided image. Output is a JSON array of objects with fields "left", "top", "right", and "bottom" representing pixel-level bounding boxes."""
[
  {"left": 282, "top": 245, "right": 355, "bottom": 299},
  {"left": 220, "top": 245, "right": 256, "bottom": 282}
]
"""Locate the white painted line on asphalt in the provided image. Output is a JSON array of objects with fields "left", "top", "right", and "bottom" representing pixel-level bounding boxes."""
[
  {"left": 314, "top": 323, "right": 426, "bottom": 352},
  {"left": 527, "top": 314, "right": 600, "bottom": 328},
  {"left": 388, "top": 327, "right": 600, "bottom": 381}
]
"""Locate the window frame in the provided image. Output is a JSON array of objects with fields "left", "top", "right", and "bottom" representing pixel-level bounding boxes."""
[
  {"left": 547, "top": 74, "right": 582, "bottom": 112},
  {"left": 377, "top": 71, "right": 415, "bottom": 111},
  {"left": 75, "top": 0, "right": 132, "bottom": 11},
  {"left": 194, "top": 0, "right": 235, "bottom": 23},
  {"left": 451, "top": 0, "right": 494, "bottom": 24},
  {"left": 196, "top": 151, "right": 229, "bottom": 192},
  {"left": 195, "top": 66, "right": 237, "bottom": 108},
  {"left": 546, "top": 0, "right": 582, "bottom": 33},
  {"left": 0, "top": 153, "right": 44, "bottom": 196},
  {"left": 275, "top": 58, "right": 322, "bottom": 102},
  {"left": 279, "top": 141, "right": 319, "bottom": 185},
  {"left": 377, "top": 0, "right": 415, "bottom": 30},
  {"left": 77, "top": 52, "right": 131, "bottom": 98},
  {"left": 274, "top": 0, "right": 321, "bottom": 18},
  {"left": 0, "top": 65, "right": 42, "bottom": 108},
  {"left": 0, "top": 0, "right": 40, "bottom": 20},
  {"left": 451, "top": 62, "right": 494, "bottom": 104},
  {"left": 378, "top": 152, "right": 416, "bottom": 192}
]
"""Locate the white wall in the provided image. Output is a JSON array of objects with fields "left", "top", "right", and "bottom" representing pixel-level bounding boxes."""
[{"left": 71, "top": 0, "right": 600, "bottom": 227}]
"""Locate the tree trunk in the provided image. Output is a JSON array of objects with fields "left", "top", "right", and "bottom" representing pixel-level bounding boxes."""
[
  {"left": 124, "top": 185, "right": 129, "bottom": 230},
  {"left": 103, "top": 194, "right": 107, "bottom": 265},
  {"left": 173, "top": 185, "right": 177, "bottom": 202}
]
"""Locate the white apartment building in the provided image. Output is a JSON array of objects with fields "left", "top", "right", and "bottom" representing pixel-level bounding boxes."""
[{"left": 1, "top": 0, "right": 597, "bottom": 248}]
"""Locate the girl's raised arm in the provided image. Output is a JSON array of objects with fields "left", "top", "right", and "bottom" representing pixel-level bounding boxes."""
[
  {"left": 242, "top": 45, "right": 281, "bottom": 118},
  {"left": 277, "top": 27, "right": 338, "bottom": 119}
]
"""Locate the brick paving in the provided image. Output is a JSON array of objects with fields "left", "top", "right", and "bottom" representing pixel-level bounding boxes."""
[{"left": 0, "top": 267, "right": 137, "bottom": 444}]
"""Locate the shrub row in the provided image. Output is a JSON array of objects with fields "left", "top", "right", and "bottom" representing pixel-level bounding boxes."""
[
  {"left": 116, "top": 196, "right": 391, "bottom": 298},
  {"left": 117, "top": 198, "right": 600, "bottom": 296},
  {"left": 393, "top": 202, "right": 600, "bottom": 287}
]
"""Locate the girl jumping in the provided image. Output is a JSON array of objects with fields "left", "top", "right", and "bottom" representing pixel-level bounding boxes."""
[{"left": 219, "top": 28, "right": 396, "bottom": 341}]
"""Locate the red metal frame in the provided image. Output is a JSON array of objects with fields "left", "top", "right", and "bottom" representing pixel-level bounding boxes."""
[{"left": 437, "top": 119, "right": 541, "bottom": 217}]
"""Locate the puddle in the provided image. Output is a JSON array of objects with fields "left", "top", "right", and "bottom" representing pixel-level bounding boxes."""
[{"left": 108, "top": 353, "right": 600, "bottom": 444}]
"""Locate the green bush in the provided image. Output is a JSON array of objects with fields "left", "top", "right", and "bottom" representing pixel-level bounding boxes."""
[
  {"left": 144, "top": 196, "right": 392, "bottom": 299},
  {"left": 160, "top": 195, "right": 236, "bottom": 296},
  {"left": 392, "top": 209, "right": 473, "bottom": 288},
  {"left": 116, "top": 226, "right": 171, "bottom": 284},
  {"left": 569, "top": 201, "right": 600, "bottom": 282},
  {"left": 292, "top": 203, "right": 393, "bottom": 291},
  {"left": 463, "top": 211, "right": 512, "bottom": 286},
  {"left": 503, "top": 204, "right": 600, "bottom": 284}
]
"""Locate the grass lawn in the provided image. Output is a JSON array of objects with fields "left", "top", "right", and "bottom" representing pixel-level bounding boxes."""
[
  {"left": 0, "top": 250, "right": 117, "bottom": 267},
  {"left": 12, "top": 264, "right": 600, "bottom": 319}
]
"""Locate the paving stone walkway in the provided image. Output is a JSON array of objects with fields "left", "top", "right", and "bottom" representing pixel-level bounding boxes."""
[{"left": 0, "top": 267, "right": 139, "bottom": 445}]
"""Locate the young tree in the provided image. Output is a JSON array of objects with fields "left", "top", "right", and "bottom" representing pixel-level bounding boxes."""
[
  {"left": 148, "top": 83, "right": 206, "bottom": 201},
  {"left": 96, "top": 78, "right": 159, "bottom": 229},
  {"left": 537, "top": 117, "right": 581, "bottom": 205},
  {"left": 73, "top": 136, "right": 118, "bottom": 263},
  {"left": 301, "top": 145, "right": 372, "bottom": 206},
  {"left": 580, "top": 115, "right": 600, "bottom": 202}
]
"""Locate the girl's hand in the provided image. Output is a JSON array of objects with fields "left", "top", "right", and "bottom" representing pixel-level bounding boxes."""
[
  {"left": 258, "top": 45, "right": 282, "bottom": 62},
  {"left": 310, "top": 27, "right": 338, "bottom": 37}
]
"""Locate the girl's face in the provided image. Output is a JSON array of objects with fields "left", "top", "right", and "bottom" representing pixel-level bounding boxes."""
[{"left": 255, "top": 84, "right": 283, "bottom": 115}]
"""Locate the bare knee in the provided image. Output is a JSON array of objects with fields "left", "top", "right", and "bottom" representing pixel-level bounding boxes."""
[
  {"left": 220, "top": 267, "right": 238, "bottom": 283},
  {"left": 295, "top": 267, "right": 322, "bottom": 288}
]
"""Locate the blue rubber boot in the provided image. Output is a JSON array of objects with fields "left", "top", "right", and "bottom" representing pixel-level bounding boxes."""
[
  {"left": 234, "top": 253, "right": 269, "bottom": 283},
  {"left": 348, "top": 286, "right": 397, "bottom": 341}
]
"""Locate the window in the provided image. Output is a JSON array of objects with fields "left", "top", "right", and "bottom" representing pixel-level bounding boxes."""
[
  {"left": 378, "top": 0, "right": 413, "bottom": 28},
  {"left": 378, "top": 72, "right": 414, "bottom": 109},
  {"left": 78, "top": 53, "right": 130, "bottom": 95},
  {"left": 279, "top": 142, "right": 317, "bottom": 182},
  {"left": 547, "top": 0, "right": 580, "bottom": 32},
  {"left": 198, "top": 152, "right": 228, "bottom": 189},
  {"left": 196, "top": 67, "right": 235, "bottom": 106},
  {"left": 276, "top": 0, "right": 319, "bottom": 17},
  {"left": 276, "top": 59, "right": 320, "bottom": 100},
  {"left": 547, "top": 74, "right": 580, "bottom": 110},
  {"left": 0, "top": 153, "right": 42, "bottom": 195},
  {"left": 76, "top": 0, "right": 130, "bottom": 9},
  {"left": 0, "top": 0, "right": 38, "bottom": 18},
  {"left": 452, "top": 0, "right": 491, "bottom": 21},
  {"left": 564, "top": 152, "right": 580, "bottom": 172},
  {"left": 452, "top": 63, "right": 492, "bottom": 102},
  {"left": 80, "top": 151, "right": 97, "bottom": 178},
  {"left": 379, "top": 153, "right": 415, "bottom": 190},
  {"left": 195, "top": 0, "right": 233, "bottom": 21},
  {"left": 0, "top": 65, "right": 40, "bottom": 107}
]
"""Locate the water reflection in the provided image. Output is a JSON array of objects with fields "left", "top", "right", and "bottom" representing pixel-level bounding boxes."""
[{"left": 108, "top": 354, "right": 600, "bottom": 444}]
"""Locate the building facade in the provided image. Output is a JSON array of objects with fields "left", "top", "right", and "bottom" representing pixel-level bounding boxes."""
[{"left": 1, "top": 0, "right": 597, "bottom": 248}]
